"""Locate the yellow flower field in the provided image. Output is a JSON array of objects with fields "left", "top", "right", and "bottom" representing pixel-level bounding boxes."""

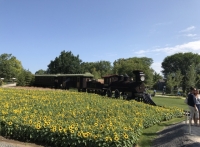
[{"left": 0, "top": 88, "right": 183, "bottom": 147}]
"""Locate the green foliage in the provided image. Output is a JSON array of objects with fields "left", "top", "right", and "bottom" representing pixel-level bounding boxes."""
[
  {"left": 35, "top": 69, "right": 47, "bottom": 75},
  {"left": 166, "top": 74, "right": 176, "bottom": 94},
  {"left": 17, "top": 69, "right": 34, "bottom": 86},
  {"left": 47, "top": 50, "right": 82, "bottom": 74},
  {"left": 16, "top": 71, "right": 26, "bottom": 86},
  {"left": 0, "top": 53, "right": 23, "bottom": 81},
  {"left": 162, "top": 52, "right": 200, "bottom": 92},
  {"left": 112, "top": 57, "right": 154, "bottom": 86},
  {"left": 81, "top": 61, "right": 112, "bottom": 79},
  {"left": 153, "top": 95, "right": 188, "bottom": 110}
]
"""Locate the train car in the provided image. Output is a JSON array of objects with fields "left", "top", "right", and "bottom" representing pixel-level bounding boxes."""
[{"left": 34, "top": 72, "right": 94, "bottom": 89}]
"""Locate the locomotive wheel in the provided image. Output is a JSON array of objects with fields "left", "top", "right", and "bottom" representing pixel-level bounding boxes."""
[
  {"left": 114, "top": 89, "right": 120, "bottom": 98},
  {"left": 101, "top": 90, "right": 106, "bottom": 96},
  {"left": 107, "top": 89, "right": 112, "bottom": 97}
]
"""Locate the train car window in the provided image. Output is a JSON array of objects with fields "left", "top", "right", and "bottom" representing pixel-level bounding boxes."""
[
  {"left": 111, "top": 77, "right": 118, "bottom": 82},
  {"left": 131, "top": 75, "right": 136, "bottom": 82}
]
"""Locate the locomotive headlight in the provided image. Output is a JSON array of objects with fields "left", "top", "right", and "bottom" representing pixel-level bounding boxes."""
[{"left": 140, "top": 76, "right": 145, "bottom": 81}]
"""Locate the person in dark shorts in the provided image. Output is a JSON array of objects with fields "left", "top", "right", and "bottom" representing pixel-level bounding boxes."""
[{"left": 188, "top": 87, "right": 199, "bottom": 125}]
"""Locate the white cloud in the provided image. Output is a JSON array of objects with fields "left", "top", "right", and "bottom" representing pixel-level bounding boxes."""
[
  {"left": 151, "top": 62, "right": 163, "bottom": 75},
  {"left": 185, "top": 34, "right": 197, "bottom": 37},
  {"left": 134, "top": 40, "right": 200, "bottom": 56},
  {"left": 180, "top": 26, "right": 195, "bottom": 33}
]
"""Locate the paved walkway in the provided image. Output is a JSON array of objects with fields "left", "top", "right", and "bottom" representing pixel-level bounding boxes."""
[{"left": 1, "top": 83, "right": 16, "bottom": 88}]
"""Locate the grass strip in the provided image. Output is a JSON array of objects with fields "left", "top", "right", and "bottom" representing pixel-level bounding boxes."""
[{"left": 136, "top": 117, "right": 185, "bottom": 147}]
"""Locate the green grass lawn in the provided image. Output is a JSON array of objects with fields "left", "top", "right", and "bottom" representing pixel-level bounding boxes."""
[{"left": 152, "top": 95, "right": 188, "bottom": 110}]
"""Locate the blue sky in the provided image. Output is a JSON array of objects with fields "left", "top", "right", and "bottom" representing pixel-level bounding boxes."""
[{"left": 1, "top": 0, "right": 200, "bottom": 75}]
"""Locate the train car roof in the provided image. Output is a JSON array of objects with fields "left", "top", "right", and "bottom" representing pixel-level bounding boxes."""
[{"left": 35, "top": 73, "right": 94, "bottom": 77}]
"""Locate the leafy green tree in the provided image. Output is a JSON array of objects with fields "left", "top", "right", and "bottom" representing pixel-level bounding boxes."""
[
  {"left": 80, "top": 61, "right": 112, "bottom": 79},
  {"left": 47, "top": 51, "right": 82, "bottom": 74},
  {"left": 162, "top": 52, "right": 200, "bottom": 92},
  {"left": 184, "top": 64, "right": 196, "bottom": 91},
  {"left": 166, "top": 73, "right": 176, "bottom": 94},
  {"left": 91, "top": 68, "right": 101, "bottom": 80},
  {"left": 17, "top": 69, "right": 34, "bottom": 86},
  {"left": 0, "top": 53, "right": 23, "bottom": 81},
  {"left": 35, "top": 69, "right": 47, "bottom": 75},
  {"left": 174, "top": 69, "right": 184, "bottom": 89},
  {"left": 112, "top": 57, "right": 154, "bottom": 86},
  {"left": 17, "top": 71, "right": 26, "bottom": 86}
]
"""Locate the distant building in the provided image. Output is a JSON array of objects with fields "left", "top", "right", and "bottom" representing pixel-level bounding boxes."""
[{"left": 157, "top": 79, "right": 166, "bottom": 90}]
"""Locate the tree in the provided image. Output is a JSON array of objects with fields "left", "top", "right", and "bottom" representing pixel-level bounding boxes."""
[
  {"left": 174, "top": 69, "right": 184, "bottom": 90},
  {"left": 184, "top": 64, "right": 196, "bottom": 92},
  {"left": 80, "top": 61, "right": 112, "bottom": 79},
  {"left": 17, "top": 69, "right": 35, "bottom": 86},
  {"left": 0, "top": 53, "right": 23, "bottom": 81},
  {"left": 47, "top": 51, "right": 82, "bottom": 74},
  {"left": 166, "top": 73, "right": 176, "bottom": 94},
  {"left": 152, "top": 72, "right": 163, "bottom": 89},
  {"left": 112, "top": 57, "right": 154, "bottom": 86},
  {"left": 35, "top": 69, "right": 47, "bottom": 75},
  {"left": 162, "top": 52, "right": 200, "bottom": 92}
]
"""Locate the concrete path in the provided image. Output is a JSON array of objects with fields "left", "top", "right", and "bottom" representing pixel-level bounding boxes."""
[{"left": 1, "top": 83, "right": 16, "bottom": 88}]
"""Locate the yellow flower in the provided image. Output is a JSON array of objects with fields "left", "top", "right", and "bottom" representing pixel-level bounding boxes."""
[
  {"left": 77, "top": 132, "right": 81, "bottom": 137},
  {"left": 82, "top": 132, "right": 88, "bottom": 138},
  {"left": 70, "top": 130, "right": 74, "bottom": 133},
  {"left": 123, "top": 133, "right": 129, "bottom": 139},
  {"left": 105, "top": 137, "right": 109, "bottom": 141},
  {"left": 59, "top": 126, "right": 63, "bottom": 132},
  {"left": 114, "top": 136, "right": 119, "bottom": 141},
  {"left": 63, "top": 128, "right": 67, "bottom": 133},
  {"left": 93, "top": 135, "right": 98, "bottom": 140},
  {"left": 8, "top": 121, "right": 12, "bottom": 125}
]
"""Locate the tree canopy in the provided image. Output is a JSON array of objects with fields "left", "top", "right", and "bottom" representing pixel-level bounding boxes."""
[
  {"left": 47, "top": 51, "right": 82, "bottom": 74},
  {"left": 0, "top": 53, "right": 23, "bottom": 81},
  {"left": 162, "top": 52, "right": 200, "bottom": 92},
  {"left": 81, "top": 61, "right": 112, "bottom": 79},
  {"left": 112, "top": 57, "right": 154, "bottom": 86}
]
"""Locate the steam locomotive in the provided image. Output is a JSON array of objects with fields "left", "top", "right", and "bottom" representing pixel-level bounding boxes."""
[{"left": 34, "top": 70, "right": 156, "bottom": 106}]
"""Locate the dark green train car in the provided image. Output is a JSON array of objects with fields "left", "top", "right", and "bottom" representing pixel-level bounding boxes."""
[{"left": 34, "top": 73, "right": 94, "bottom": 90}]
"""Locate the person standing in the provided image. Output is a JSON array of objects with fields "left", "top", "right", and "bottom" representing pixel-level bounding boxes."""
[
  {"left": 193, "top": 89, "right": 200, "bottom": 125},
  {"left": 187, "top": 87, "right": 199, "bottom": 125},
  {"left": 196, "top": 90, "right": 200, "bottom": 125}
]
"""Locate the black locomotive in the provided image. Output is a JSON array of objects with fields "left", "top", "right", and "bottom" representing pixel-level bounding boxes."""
[{"left": 34, "top": 70, "right": 156, "bottom": 106}]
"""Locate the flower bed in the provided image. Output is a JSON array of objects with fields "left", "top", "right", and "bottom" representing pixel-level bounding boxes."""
[{"left": 0, "top": 88, "right": 183, "bottom": 147}]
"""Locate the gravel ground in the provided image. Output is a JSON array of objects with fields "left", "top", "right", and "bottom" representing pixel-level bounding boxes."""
[{"left": 152, "top": 121, "right": 200, "bottom": 147}]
